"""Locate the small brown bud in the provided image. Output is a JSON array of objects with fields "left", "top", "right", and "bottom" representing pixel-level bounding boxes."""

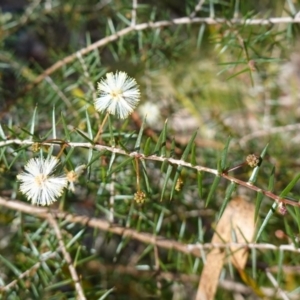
[
  {"left": 66, "top": 164, "right": 86, "bottom": 192},
  {"left": 134, "top": 191, "right": 146, "bottom": 204},
  {"left": 246, "top": 154, "right": 261, "bottom": 168},
  {"left": 275, "top": 230, "right": 286, "bottom": 239},
  {"left": 175, "top": 177, "right": 183, "bottom": 191},
  {"left": 31, "top": 143, "right": 41, "bottom": 152},
  {"left": 278, "top": 202, "right": 287, "bottom": 215}
]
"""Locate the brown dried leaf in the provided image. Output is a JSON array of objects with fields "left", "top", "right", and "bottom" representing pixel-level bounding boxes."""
[{"left": 196, "top": 196, "right": 256, "bottom": 300}]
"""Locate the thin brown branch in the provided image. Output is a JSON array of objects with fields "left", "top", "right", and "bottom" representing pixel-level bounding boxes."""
[
  {"left": 0, "top": 197, "right": 200, "bottom": 257},
  {"left": 47, "top": 215, "right": 86, "bottom": 300},
  {"left": 22, "top": 16, "right": 300, "bottom": 93},
  {"left": 86, "top": 262, "right": 297, "bottom": 298},
  {"left": 131, "top": 0, "right": 138, "bottom": 26},
  {"left": 219, "top": 280, "right": 297, "bottom": 299},
  {"left": 0, "top": 197, "right": 300, "bottom": 254},
  {"left": 2, "top": 138, "right": 300, "bottom": 208}
]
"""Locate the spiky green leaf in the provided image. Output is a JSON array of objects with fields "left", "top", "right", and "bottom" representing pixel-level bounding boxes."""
[
  {"left": 255, "top": 191, "right": 264, "bottom": 222},
  {"left": 218, "top": 181, "right": 236, "bottom": 220},
  {"left": 255, "top": 202, "right": 277, "bottom": 242},
  {"left": 161, "top": 164, "right": 173, "bottom": 201},
  {"left": 206, "top": 175, "right": 221, "bottom": 207}
]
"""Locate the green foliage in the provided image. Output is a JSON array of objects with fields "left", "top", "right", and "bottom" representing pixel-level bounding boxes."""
[{"left": 1, "top": 0, "right": 300, "bottom": 299}]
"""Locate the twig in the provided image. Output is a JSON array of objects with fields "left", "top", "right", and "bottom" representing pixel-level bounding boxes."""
[
  {"left": 265, "top": 270, "right": 290, "bottom": 300},
  {"left": 0, "top": 250, "right": 59, "bottom": 292},
  {"left": 240, "top": 122, "right": 300, "bottom": 146},
  {"left": 47, "top": 214, "right": 86, "bottom": 300},
  {"left": 267, "top": 265, "right": 300, "bottom": 274},
  {"left": 84, "top": 262, "right": 298, "bottom": 298},
  {"left": 22, "top": 16, "right": 300, "bottom": 93},
  {"left": 190, "top": 0, "right": 205, "bottom": 18},
  {"left": 1, "top": 197, "right": 300, "bottom": 255},
  {"left": 131, "top": 0, "right": 138, "bottom": 26},
  {"left": 219, "top": 279, "right": 297, "bottom": 299},
  {"left": 188, "top": 242, "right": 300, "bottom": 254},
  {"left": 108, "top": 173, "right": 115, "bottom": 223},
  {"left": 44, "top": 76, "right": 72, "bottom": 107},
  {"left": 76, "top": 51, "right": 97, "bottom": 102},
  {"left": 2, "top": 138, "right": 300, "bottom": 208},
  {"left": 15, "top": 0, "right": 41, "bottom": 30}
]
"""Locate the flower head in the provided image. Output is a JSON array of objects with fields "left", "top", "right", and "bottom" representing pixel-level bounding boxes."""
[
  {"left": 17, "top": 156, "right": 68, "bottom": 206},
  {"left": 66, "top": 164, "right": 86, "bottom": 192},
  {"left": 138, "top": 102, "right": 161, "bottom": 127},
  {"left": 95, "top": 71, "right": 140, "bottom": 119},
  {"left": 134, "top": 190, "right": 146, "bottom": 204},
  {"left": 278, "top": 202, "right": 287, "bottom": 215},
  {"left": 246, "top": 154, "right": 261, "bottom": 168}
]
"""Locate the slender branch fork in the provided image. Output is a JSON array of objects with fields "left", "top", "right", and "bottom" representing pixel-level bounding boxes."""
[
  {"left": 1, "top": 138, "right": 299, "bottom": 207},
  {"left": 0, "top": 195, "right": 298, "bottom": 298},
  {"left": 47, "top": 216, "right": 86, "bottom": 300},
  {"left": 0, "top": 250, "right": 59, "bottom": 292},
  {"left": 0, "top": 197, "right": 299, "bottom": 255},
  {"left": 22, "top": 15, "right": 300, "bottom": 93},
  {"left": 0, "top": 206, "right": 87, "bottom": 299},
  {"left": 3, "top": 2, "right": 299, "bottom": 298}
]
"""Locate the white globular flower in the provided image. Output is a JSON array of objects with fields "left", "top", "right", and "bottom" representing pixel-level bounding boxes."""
[
  {"left": 17, "top": 156, "right": 68, "bottom": 206},
  {"left": 138, "top": 102, "right": 161, "bottom": 127},
  {"left": 95, "top": 71, "right": 140, "bottom": 119}
]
